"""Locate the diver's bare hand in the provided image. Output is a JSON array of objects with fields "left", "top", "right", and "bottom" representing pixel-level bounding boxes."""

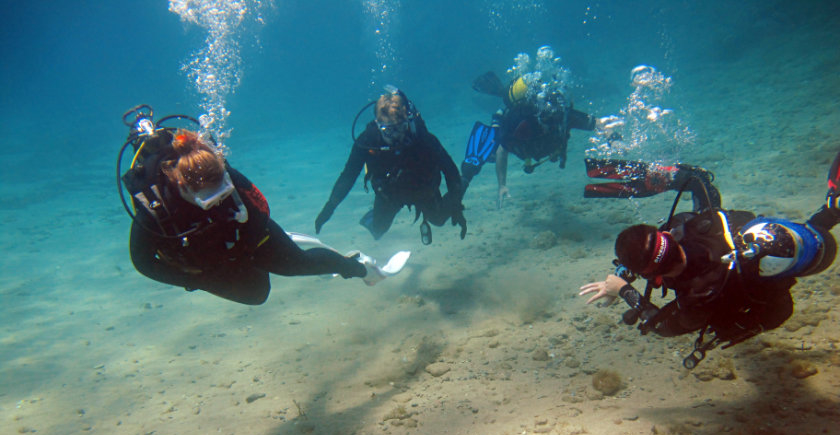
[
  {"left": 497, "top": 186, "right": 511, "bottom": 209},
  {"left": 579, "top": 274, "right": 627, "bottom": 305}
]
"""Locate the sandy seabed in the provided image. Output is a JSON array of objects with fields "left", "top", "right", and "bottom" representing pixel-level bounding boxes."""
[{"left": 2, "top": 22, "right": 840, "bottom": 435}]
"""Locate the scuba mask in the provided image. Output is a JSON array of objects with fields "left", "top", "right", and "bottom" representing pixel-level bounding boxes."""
[
  {"left": 178, "top": 171, "right": 236, "bottom": 211},
  {"left": 351, "top": 85, "right": 420, "bottom": 150},
  {"left": 536, "top": 91, "right": 568, "bottom": 129},
  {"left": 376, "top": 118, "right": 410, "bottom": 145}
]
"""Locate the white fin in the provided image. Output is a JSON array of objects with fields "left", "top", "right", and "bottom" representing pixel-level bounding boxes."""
[
  {"left": 381, "top": 251, "right": 411, "bottom": 275},
  {"left": 286, "top": 232, "right": 410, "bottom": 285}
]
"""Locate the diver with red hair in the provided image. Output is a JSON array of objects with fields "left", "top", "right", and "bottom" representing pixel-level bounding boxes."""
[{"left": 119, "top": 106, "right": 405, "bottom": 305}]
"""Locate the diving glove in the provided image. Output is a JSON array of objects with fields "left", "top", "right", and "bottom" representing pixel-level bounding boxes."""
[
  {"left": 315, "top": 202, "right": 336, "bottom": 234},
  {"left": 452, "top": 210, "right": 467, "bottom": 239}
]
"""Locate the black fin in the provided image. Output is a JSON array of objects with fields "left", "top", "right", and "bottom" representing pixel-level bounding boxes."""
[{"left": 472, "top": 71, "right": 506, "bottom": 98}]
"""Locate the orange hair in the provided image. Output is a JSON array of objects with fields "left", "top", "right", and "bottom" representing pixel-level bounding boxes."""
[
  {"left": 375, "top": 94, "right": 408, "bottom": 125},
  {"left": 162, "top": 129, "right": 226, "bottom": 190}
]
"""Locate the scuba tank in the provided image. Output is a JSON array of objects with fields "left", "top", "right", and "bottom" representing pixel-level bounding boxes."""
[
  {"left": 117, "top": 104, "right": 203, "bottom": 238},
  {"left": 739, "top": 217, "right": 835, "bottom": 278}
]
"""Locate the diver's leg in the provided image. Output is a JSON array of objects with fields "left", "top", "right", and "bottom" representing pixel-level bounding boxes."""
[
  {"left": 255, "top": 219, "right": 365, "bottom": 278},
  {"left": 555, "top": 140, "right": 567, "bottom": 169},
  {"left": 808, "top": 206, "right": 840, "bottom": 232},
  {"left": 460, "top": 161, "right": 482, "bottom": 192},
  {"left": 461, "top": 120, "right": 499, "bottom": 191},
  {"left": 366, "top": 194, "right": 402, "bottom": 239},
  {"left": 675, "top": 165, "right": 721, "bottom": 211},
  {"left": 414, "top": 189, "right": 450, "bottom": 226},
  {"left": 583, "top": 159, "right": 720, "bottom": 210},
  {"left": 808, "top": 158, "right": 840, "bottom": 231}
]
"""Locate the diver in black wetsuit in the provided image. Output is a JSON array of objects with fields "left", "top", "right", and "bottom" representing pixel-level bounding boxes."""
[
  {"left": 120, "top": 109, "right": 376, "bottom": 305},
  {"left": 463, "top": 69, "right": 610, "bottom": 208},
  {"left": 579, "top": 149, "right": 840, "bottom": 368},
  {"left": 315, "top": 87, "right": 467, "bottom": 245}
]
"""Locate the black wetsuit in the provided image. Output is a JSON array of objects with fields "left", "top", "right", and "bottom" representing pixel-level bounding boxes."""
[
  {"left": 318, "top": 118, "right": 464, "bottom": 239},
  {"left": 129, "top": 167, "right": 365, "bottom": 305},
  {"left": 496, "top": 103, "right": 596, "bottom": 165},
  {"left": 649, "top": 210, "right": 796, "bottom": 341}
]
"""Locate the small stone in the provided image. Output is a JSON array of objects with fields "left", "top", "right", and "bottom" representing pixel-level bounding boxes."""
[
  {"left": 561, "top": 393, "right": 584, "bottom": 404},
  {"left": 425, "top": 362, "right": 451, "bottom": 377},
  {"left": 532, "top": 349, "right": 550, "bottom": 361},
  {"left": 392, "top": 393, "right": 412, "bottom": 403},
  {"left": 245, "top": 393, "right": 266, "bottom": 403},
  {"left": 790, "top": 359, "right": 818, "bottom": 379},
  {"left": 591, "top": 369, "right": 622, "bottom": 396},
  {"left": 530, "top": 231, "right": 558, "bottom": 250}
]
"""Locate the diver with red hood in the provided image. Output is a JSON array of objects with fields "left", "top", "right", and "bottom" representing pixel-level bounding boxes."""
[{"left": 579, "top": 148, "right": 840, "bottom": 368}]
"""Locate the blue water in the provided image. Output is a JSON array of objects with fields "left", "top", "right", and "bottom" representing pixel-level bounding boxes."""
[{"left": 1, "top": 1, "right": 839, "bottom": 434}]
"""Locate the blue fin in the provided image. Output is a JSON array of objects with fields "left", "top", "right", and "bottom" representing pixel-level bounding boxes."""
[{"left": 464, "top": 121, "right": 498, "bottom": 167}]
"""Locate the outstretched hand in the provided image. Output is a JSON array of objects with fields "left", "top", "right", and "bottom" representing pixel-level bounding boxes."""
[
  {"left": 315, "top": 205, "right": 334, "bottom": 234},
  {"left": 578, "top": 274, "right": 627, "bottom": 305},
  {"left": 497, "top": 186, "right": 511, "bottom": 209},
  {"left": 451, "top": 208, "right": 467, "bottom": 239}
]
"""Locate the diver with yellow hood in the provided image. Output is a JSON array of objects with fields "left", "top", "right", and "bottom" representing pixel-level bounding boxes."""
[{"left": 463, "top": 46, "right": 613, "bottom": 208}]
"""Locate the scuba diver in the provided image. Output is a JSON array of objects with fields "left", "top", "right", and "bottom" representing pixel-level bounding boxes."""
[
  {"left": 119, "top": 105, "right": 409, "bottom": 305},
  {"left": 314, "top": 86, "right": 467, "bottom": 245},
  {"left": 579, "top": 149, "right": 840, "bottom": 368},
  {"left": 462, "top": 46, "right": 615, "bottom": 208}
]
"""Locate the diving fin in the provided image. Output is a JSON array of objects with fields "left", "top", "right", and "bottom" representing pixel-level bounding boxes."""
[
  {"left": 585, "top": 158, "right": 654, "bottom": 181},
  {"left": 359, "top": 208, "right": 386, "bottom": 240},
  {"left": 584, "top": 181, "right": 644, "bottom": 199},
  {"left": 464, "top": 121, "right": 499, "bottom": 167},
  {"left": 583, "top": 158, "right": 676, "bottom": 199},
  {"left": 350, "top": 251, "right": 412, "bottom": 286},
  {"left": 472, "top": 71, "right": 506, "bottom": 98},
  {"left": 287, "top": 232, "right": 411, "bottom": 286},
  {"left": 584, "top": 158, "right": 721, "bottom": 211}
]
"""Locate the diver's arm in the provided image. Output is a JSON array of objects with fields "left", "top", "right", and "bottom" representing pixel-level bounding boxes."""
[
  {"left": 432, "top": 135, "right": 463, "bottom": 198},
  {"left": 328, "top": 147, "right": 366, "bottom": 206},
  {"left": 495, "top": 146, "right": 510, "bottom": 208},
  {"left": 315, "top": 145, "right": 366, "bottom": 233},
  {"left": 568, "top": 108, "right": 597, "bottom": 131},
  {"left": 129, "top": 223, "right": 202, "bottom": 288}
]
